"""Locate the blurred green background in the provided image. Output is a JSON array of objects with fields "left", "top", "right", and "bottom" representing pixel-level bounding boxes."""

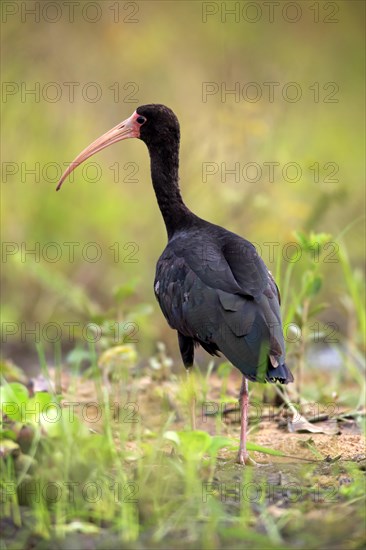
[{"left": 1, "top": 0, "right": 365, "bottom": 368}]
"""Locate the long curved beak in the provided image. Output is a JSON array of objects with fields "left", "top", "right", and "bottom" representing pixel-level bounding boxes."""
[{"left": 56, "top": 112, "right": 139, "bottom": 191}]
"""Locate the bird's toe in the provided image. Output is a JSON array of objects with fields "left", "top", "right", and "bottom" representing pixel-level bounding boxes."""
[{"left": 236, "top": 451, "right": 257, "bottom": 466}]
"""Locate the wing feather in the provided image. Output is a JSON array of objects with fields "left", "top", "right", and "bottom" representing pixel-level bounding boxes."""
[{"left": 154, "top": 228, "right": 292, "bottom": 383}]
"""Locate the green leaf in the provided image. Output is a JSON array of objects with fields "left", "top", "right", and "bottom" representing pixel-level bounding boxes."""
[
  {"left": 293, "top": 230, "right": 308, "bottom": 249},
  {"left": 25, "top": 392, "right": 52, "bottom": 425},
  {"left": 0, "top": 428, "right": 17, "bottom": 440},
  {"left": 246, "top": 442, "right": 286, "bottom": 456},
  {"left": 208, "top": 436, "right": 233, "bottom": 457},
  {"left": 224, "top": 440, "right": 287, "bottom": 457},
  {"left": 308, "top": 302, "right": 328, "bottom": 317},
  {"left": 0, "top": 382, "right": 29, "bottom": 420},
  {"left": 308, "top": 275, "right": 322, "bottom": 296},
  {"left": 0, "top": 361, "right": 28, "bottom": 384},
  {"left": 302, "top": 272, "right": 322, "bottom": 297},
  {"left": 66, "top": 348, "right": 92, "bottom": 365},
  {"left": 176, "top": 430, "right": 212, "bottom": 459},
  {"left": 113, "top": 278, "right": 140, "bottom": 302},
  {"left": 38, "top": 400, "right": 89, "bottom": 439}
]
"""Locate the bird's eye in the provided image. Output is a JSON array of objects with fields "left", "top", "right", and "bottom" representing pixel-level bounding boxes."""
[{"left": 136, "top": 116, "right": 146, "bottom": 125}]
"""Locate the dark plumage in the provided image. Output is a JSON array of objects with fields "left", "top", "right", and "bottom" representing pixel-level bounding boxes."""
[
  {"left": 136, "top": 105, "right": 293, "bottom": 386},
  {"left": 57, "top": 103, "right": 294, "bottom": 464}
]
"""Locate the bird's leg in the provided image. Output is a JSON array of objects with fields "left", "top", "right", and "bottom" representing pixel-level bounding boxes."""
[
  {"left": 186, "top": 367, "right": 196, "bottom": 431},
  {"left": 237, "top": 377, "right": 256, "bottom": 466}
]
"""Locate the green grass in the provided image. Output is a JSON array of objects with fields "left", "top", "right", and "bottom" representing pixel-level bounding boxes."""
[
  {"left": 1, "top": 289, "right": 365, "bottom": 549},
  {"left": 1, "top": 374, "right": 364, "bottom": 550},
  {"left": 1, "top": 228, "right": 365, "bottom": 549}
]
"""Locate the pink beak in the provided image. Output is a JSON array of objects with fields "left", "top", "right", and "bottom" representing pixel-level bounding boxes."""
[{"left": 56, "top": 112, "right": 139, "bottom": 191}]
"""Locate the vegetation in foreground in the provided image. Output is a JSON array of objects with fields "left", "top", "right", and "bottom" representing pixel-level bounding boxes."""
[{"left": 1, "top": 234, "right": 365, "bottom": 550}]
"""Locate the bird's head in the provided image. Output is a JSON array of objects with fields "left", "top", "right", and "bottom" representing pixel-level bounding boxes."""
[
  {"left": 136, "top": 104, "right": 180, "bottom": 147},
  {"left": 56, "top": 104, "right": 179, "bottom": 190}
]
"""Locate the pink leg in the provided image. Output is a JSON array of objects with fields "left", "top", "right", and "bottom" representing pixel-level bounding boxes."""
[
  {"left": 186, "top": 367, "right": 196, "bottom": 431},
  {"left": 237, "top": 377, "right": 256, "bottom": 465}
]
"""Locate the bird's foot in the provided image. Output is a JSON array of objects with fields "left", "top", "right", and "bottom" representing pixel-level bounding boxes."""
[{"left": 237, "top": 450, "right": 257, "bottom": 466}]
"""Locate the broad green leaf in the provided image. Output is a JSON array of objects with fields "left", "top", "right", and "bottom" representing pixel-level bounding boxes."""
[
  {"left": 0, "top": 383, "right": 29, "bottom": 420},
  {"left": 177, "top": 430, "right": 212, "bottom": 459},
  {"left": 25, "top": 392, "right": 52, "bottom": 424},
  {"left": 208, "top": 436, "right": 233, "bottom": 457}
]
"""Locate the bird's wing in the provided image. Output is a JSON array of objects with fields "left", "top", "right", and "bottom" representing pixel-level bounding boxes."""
[
  {"left": 154, "top": 236, "right": 287, "bottom": 381},
  {"left": 166, "top": 230, "right": 269, "bottom": 298},
  {"left": 220, "top": 234, "right": 271, "bottom": 298}
]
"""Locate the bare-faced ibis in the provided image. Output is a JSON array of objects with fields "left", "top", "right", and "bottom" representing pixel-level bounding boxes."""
[{"left": 56, "top": 104, "right": 294, "bottom": 465}]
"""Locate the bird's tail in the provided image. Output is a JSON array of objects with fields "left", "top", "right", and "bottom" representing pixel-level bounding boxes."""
[{"left": 266, "top": 361, "right": 294, "bottom": 384}]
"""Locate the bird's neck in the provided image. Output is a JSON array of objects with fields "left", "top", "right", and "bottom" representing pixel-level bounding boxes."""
[{"left": 148, "top": 142, "right": 193, "bottom": 239}]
